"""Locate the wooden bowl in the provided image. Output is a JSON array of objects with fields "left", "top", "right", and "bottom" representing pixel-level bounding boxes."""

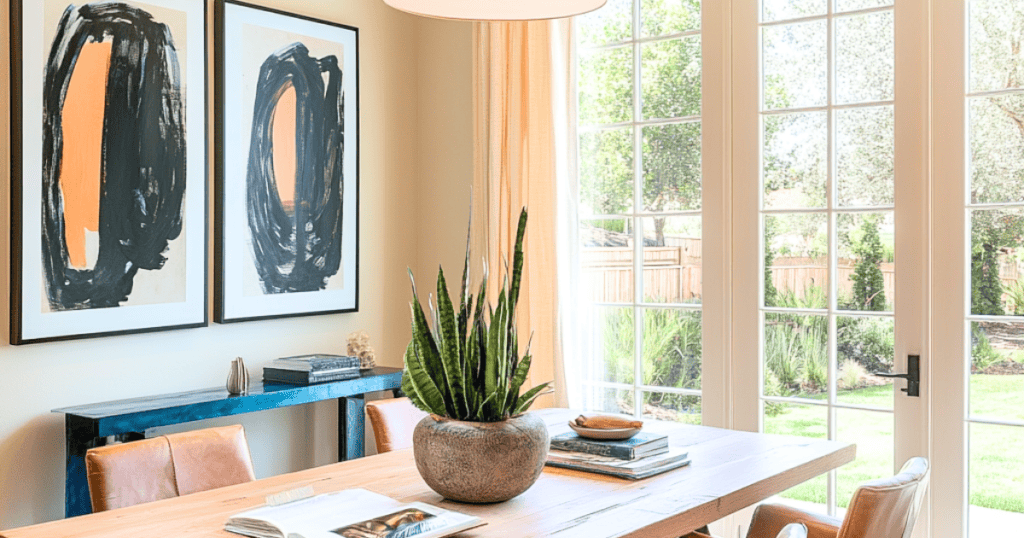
[{"left": 567, "top": 421, "right": 640, "bottom": 440}]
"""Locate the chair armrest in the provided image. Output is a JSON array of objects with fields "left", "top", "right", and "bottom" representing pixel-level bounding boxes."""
[{"left": 747, "top": 504, "right": 841, "bottom": 538}]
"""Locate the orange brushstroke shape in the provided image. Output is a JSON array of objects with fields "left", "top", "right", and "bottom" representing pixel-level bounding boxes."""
[
  {"left": 59, "top": 41, "right": 112, "bottom": 270},
  {"left": 272, "top": 85, "right": 297, "bottom": 214}
]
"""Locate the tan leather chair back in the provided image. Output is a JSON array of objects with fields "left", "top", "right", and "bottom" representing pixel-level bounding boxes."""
[
  {"left": 837, "top": 457, "right": 930, "bottom": 538},
  {"left": 85, "top": 436, "right": 178, "bottom": 512},
  {"left": 365, "top": 397, "right": 428, "bottom": 453},
  {"left": 165, "top": 425, "right": 256, "bottom": 496},
  {"left": 85, "top": 424, "right": 256, "bottom": 512}
]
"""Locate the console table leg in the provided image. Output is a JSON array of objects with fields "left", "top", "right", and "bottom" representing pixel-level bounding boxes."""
[
  {"left": 65, "top": 416, "right": 101, "bottom": 518},
  {"left": 338, "top": 395, "right": 365, "bottom": 461}
]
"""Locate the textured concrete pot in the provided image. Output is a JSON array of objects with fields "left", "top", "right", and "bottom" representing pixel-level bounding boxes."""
[{"left": 413, "top": 412, "right": 550, "bottom": 503}]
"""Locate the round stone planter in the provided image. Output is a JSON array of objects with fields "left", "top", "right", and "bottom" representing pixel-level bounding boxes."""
[{"left": 413, "top": 412, "right": 549, "bottom": 503}]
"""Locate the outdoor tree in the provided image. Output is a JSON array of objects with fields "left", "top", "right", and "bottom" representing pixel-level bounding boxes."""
[{"left": 851, "top": 216, "right": 887, "bottom": 311}]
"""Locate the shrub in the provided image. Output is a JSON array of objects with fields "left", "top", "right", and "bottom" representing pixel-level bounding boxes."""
[
  {"left": 838, "top": 359, "right": 866, "bottom": 390},
  {"left": 836, "top": 317, "right": 894, "bottom": 373},
  {"left": 971, "top": 323, "right": 1003, "bottom": 371}
]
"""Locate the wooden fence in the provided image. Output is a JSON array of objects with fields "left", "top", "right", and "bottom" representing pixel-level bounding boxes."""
[{"left": 583, "top": 241, "right": 1024, "bottom": 310}]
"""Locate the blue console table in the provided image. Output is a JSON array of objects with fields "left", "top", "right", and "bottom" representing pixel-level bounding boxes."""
[{"left": 52, "top": 367, "right": 403, "bottom": 518}]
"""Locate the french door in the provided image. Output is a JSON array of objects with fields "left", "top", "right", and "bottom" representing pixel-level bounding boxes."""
[
  {"left": 572, "top": 1, "right": 1024, "bottom": 536},
  {"left": 732, "top": 1, "right": 1023, "bottom": 537}
]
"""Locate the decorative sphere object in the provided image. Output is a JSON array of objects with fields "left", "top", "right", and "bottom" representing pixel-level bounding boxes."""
[
  {"left": 413, "top": 413, "right": 549, "bottom": 503},
  {"left": 226, "top": 357, "right": 249, "bottom": 395}
]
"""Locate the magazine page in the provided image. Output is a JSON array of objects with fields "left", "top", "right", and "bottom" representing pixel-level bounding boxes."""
[
  {"left": 226, "top": 489, "right": 482, "bottom": 538},
  {"left": 288, "top": 502, "right": 483, "bottom": 538}
]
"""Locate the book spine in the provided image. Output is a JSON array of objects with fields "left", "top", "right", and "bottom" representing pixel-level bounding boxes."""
[{"left": 549, "top": 439, "right": 635, "bottom": 459}]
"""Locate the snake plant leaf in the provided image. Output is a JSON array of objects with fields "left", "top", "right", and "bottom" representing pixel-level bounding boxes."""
[
  {"left": 401, "top": 369, "right": 428, "bottom": 412},
  {"left": 513, "top": 382, "right": 550, "bottom": 415},
  {"left": 409, "top": 296, "right": 455, "bottom": 415},
  {"left": 508, "top": 208, "right": 527, "bottom": 311},
  {"left": 436, "top": 267, "right": 469, "bottom": 418},
  {"left": 403, "top": 341, "right": 447, "bottom": 415}
]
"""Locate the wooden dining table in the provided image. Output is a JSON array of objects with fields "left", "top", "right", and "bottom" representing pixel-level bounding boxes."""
[{"left": 0, "top": 408, "right": 855, "bottom": 538}]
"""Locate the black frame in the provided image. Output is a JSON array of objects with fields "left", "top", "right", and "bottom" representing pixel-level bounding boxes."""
[
  {"left": 214, "top": 0, "right": 360, "bottom": 324},
  {"left": 8, "top": 0, "right": 210, "bottom": 345}
]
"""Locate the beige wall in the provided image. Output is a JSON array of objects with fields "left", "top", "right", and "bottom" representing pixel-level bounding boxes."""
[
  {"left": 0, "top": 0, "right": 473, "bottom": 528},
  {"left": 414, "top": 19, "right": 475, "bottom": 294}
]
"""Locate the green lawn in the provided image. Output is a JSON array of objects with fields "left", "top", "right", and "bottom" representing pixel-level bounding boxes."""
[{"left": 763, "top": 375, "right": 1024, "bottom": 513}]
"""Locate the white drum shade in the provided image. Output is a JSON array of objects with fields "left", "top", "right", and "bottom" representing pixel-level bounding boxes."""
[{"left": 383, "top": 0, "right": 607, "bottom": 21}]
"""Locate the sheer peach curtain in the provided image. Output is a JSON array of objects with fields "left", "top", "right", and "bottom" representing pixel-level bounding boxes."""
[{"left": 472, "top": 19, "right": 578, "bottom": 409}]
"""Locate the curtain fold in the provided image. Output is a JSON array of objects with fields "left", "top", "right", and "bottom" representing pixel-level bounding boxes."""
[{"left": 472, "top": 19, "right": 577, "bottom": 409}]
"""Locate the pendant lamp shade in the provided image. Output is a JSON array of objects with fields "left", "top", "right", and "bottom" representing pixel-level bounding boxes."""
[{"left": 383, "top": 0, "right": 607, "bottom": 21}]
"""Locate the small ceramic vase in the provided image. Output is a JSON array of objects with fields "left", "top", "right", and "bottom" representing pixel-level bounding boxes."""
[{"left": 226, "top": 357, "right": 250, "bottom": 395}]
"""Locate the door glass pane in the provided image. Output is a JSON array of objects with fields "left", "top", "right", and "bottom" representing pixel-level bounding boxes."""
[
  {"left": 970, "top": 208, "right": 1024, "bottom": 316},
  {"left": 642, "top": 37, "right": 701, "bottom": 120},
  {"left": 640, "top": 308, "right": 701, "bottom": 390},
  {"left": 577, "top": 0, "right": 633, "bottom": 47},
  {"left": 969, "top": 94, "right": 1024, "bottom": 204},
  {"left": 642, "top": 122, "right": 702, "bottom": 212},
  {"left": 643, "top": 392, "right": 701, "bottom": 424},
  {"left": 581, "top": 219, "right": 634, "bottom": 303},
  {"left": 763, "top": 111, "right": 828, "bottom": 210},
  {"left": 837, "top": 316, "right": 894, "bottom": 409},
  {"left": 764, "top": 313, "right": 829, "bottom": 399},
  {"left": 836, "top": 106, "right": 895, "bottom": 208},
  {"left": 970, "top": 321, "right": 1024, "bottom": 422},
  {"left": 835, "top": 0, "right": 892, "bottom": 13},
  {"left": 641, "top": 0, "right": 700, "bottom": 37},
  {"left": 642, "top": 216, "right": 702, "bottom": 303},
  {"left": 835, "top": 10, "right": 894, "bottom": 105},
  {"left": 765, "top": 213, "right": 829, "bottom": 308},
  {"left": 763, "top": 20, "right": 828, "bottom": 110},
  {"left": 837, "top": 212, "right": 895, "bottom": 312},
  {"left": 969, "top": 0, "right": 1024, "bottom": 93},
  {"left": 580, "top": 128, "right": 634, "bottom": 216},
  {"left": 762, "top": 0, "right": 826, "bottom": 24},
  {"left": 579, "top": 46, "right": 634, "bottom": 126},
  {"left": 583, "top": 386, "right": 635, "bottom": 416},
  {"left": 583, "top": 306, "right": 635, "bottom": 384},
  {"left": 969, "top": 423, "right": 1024, "bottom": 530},
  {"left": 764, "top": 402, "right": 829, "bottom": 507},
  {"left": 836, "top": 409, "right": 894, "bottom": 508}
]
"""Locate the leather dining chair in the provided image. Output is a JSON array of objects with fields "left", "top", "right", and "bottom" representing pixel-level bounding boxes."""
[
  {"left": 745, "top": 457, "right": 930, "bottom": 538},
  {"left": 85, "top": 424, "right": 256, "bottom": 512},
  {"left": 365, "top": 397, "right": 428, "bottom": 453}
]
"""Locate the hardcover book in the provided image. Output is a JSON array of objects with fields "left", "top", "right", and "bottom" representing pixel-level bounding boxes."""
[
  {"left": 545, "top": 448, "right": 691, "bottom": 480},
  {"left": 548, "top": 431, "right": 669, "bottom": 460},
  {"left": 263, "top": 368, "right": 360, "bottom": 386},
  {"left": 274, "top": 355, "right": 361, "bottom": 372}
]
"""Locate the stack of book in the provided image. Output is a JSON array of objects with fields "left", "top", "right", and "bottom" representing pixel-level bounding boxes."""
[
  {"left": 545, "top": 431, "right": 690, "bottom": 479},
  {"left": 263, "top": 354, "right": 361, "bottom": 386}
]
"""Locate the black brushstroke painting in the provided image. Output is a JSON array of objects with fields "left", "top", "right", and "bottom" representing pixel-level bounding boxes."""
[
  {"left": 42, "top": 2, "right": 186, "bottom": 310},
  {"left": 246, "top": 42, "right": 345, "bottom": 294}
]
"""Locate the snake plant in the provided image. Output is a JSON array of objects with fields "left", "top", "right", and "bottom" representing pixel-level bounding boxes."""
[{"left": 402, "top": 208, "right": 550, "bottom": 422}]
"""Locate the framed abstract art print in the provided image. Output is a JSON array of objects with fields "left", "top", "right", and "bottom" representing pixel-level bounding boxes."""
[
  {"left": 9, "top": 0, "right": 208, "bottom": 344},
  {"left": 215, "top": 1, "right": 359, "bottom": 323}
]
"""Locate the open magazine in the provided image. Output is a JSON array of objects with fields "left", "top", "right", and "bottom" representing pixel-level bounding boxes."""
[{"left": 225, "top": 489, "right": 484, "bottom": 538}]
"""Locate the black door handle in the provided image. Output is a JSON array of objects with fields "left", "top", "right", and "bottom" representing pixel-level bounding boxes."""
[{"left": 872, "top": 355, "right": 920, "bottom": 397}]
